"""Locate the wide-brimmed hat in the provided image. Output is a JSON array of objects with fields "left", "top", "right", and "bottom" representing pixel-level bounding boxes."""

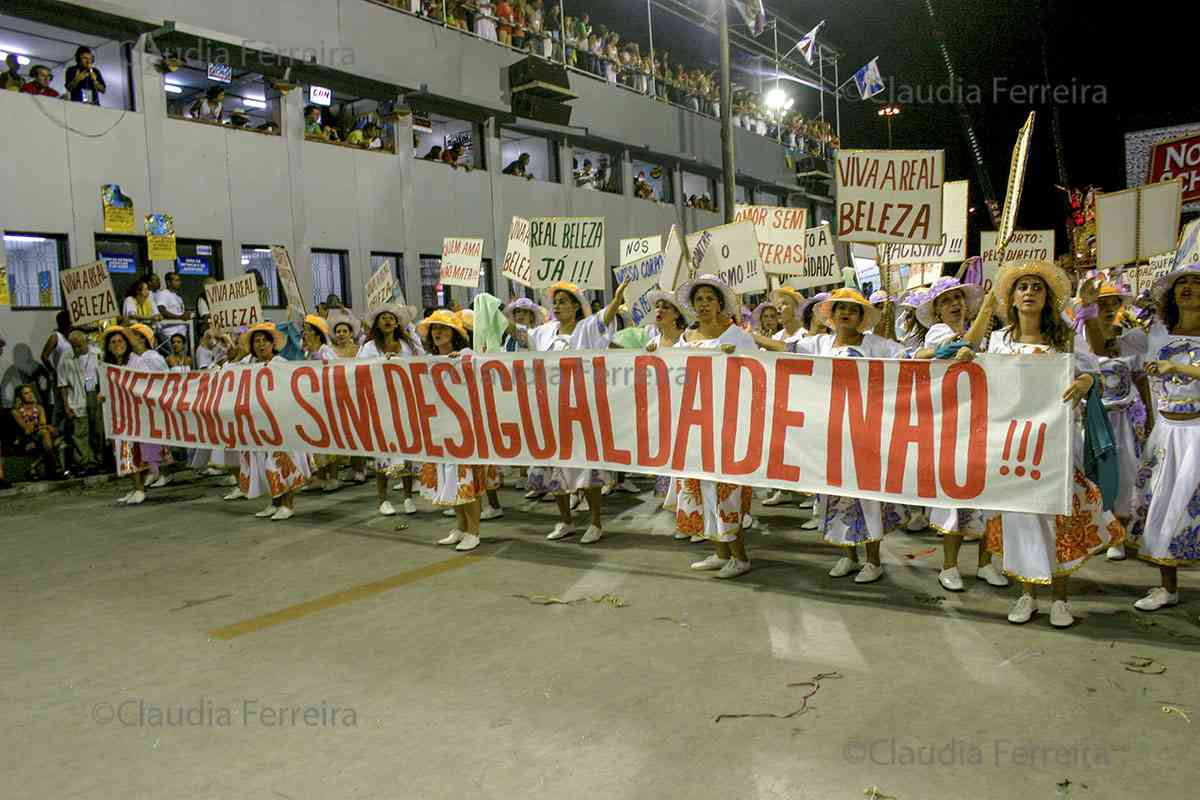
[
  {"left": 239, "top": 322, "right": 286, "bottom": 353},
  {"left": 503, "top": 297, "right": 547, "bottom": 325},
  {"left": 458, "top": 309, "right": 474, "bottom": 331},
  {"left": 749, "top": 300, "right": 776, "bottom": 329},
  {"left": 994, "top": 260, "right": 1073, "bottom": 311},
  {"left": 1152, "top": 263, "right": 1200, "bottom": 306},
  {"left": 868, "top": 289, "right": 890, "bottom": 306},
  {"left": 798, "top": 291, "right": 832, "bottom": 321},
  {"left": 303, "top": 314, "right": 332, "bottom": 342},
  {"left": 770, "top": 286, "right": 806, "bottom": 311},
  {"left": 365, "top": 303, "right": 413, "bottom": 332},
  {"left": 102, "top": 325, "right": 133, "bottom": 350},
  {"left": 127, "top": 323, "right": 156, "bottom": 348},
  {"left": 676, "top": 274, "right": 738, "bottom": 319},
  {"left": 544, "top": 281, "right": 592, "bottom": 317},
  {"left": 645, "top": 290, "right": 696, "bottom": 327},
  {"left": 916, "top": 277, "right": 984, "bottom": 328},
  {"left": 327, "top": 308, "right": 360, "bottom": 337},
  {"left": 1097, "top": 282, "right": 1132, "bottom": 301},
  {"left": 416, "top": 309, "right": 468, "bottom": 340},
  {"left": 817, "top": 288, "right": 882, "bottom": 333}
]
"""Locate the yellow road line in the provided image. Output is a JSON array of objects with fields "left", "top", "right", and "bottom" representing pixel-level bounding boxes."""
[{"left": 207, "top": 554, "right": 484, "bottom": 640}]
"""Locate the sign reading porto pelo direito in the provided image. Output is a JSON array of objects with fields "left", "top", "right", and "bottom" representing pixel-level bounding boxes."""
[
  {"left": 100, "top": 349, "right": 1073, "bottom": 515},
  {"left": 836, "top": 149, "right": 945, "bottom": 245}
]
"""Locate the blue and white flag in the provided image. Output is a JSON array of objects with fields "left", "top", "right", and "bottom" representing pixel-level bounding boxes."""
[
  {"left": 795, "top": 20, "right": 825, "bottom": 65},
  {"left": 852, "top": 57, "right": 885, "bottom": 100}
]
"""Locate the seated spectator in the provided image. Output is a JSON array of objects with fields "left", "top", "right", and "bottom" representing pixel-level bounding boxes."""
[
  {"left": 502, "top": 152, "right": 533, "bottom": 178},
  {"left": 346, "top": 121, "right": 383, "bottom": 150},
  {"left": 56, "top": 330, "right": 103, "bottom": 475},
  {"left": 20, "top": 65, "right": 59, "bottom": 98},
  {"left": 422, "top": 145, "right": 443, "bottom": 161},
  {"left": 155, "top": 271, "right": 191, "bottom": 345},
  {"left": 189, "top": 86, "right": 225, "bottom": 123},
  {"left": 634, "top": 171, "right": 654, "bottom": 200},
  {"left": 442, "top": 143, "right": 470, "bottom": 170},
  {"left": 11, "top": 384, "right": 63, "bottom": 480},
  {"left": 166, "top": 333, "right": 192, "bottom": 370},
  {"left": 304, "top": 104, "right": 338, "bottom": 140},
  {"left": 64, "top": 46, "right": 105, "bottom": 105},
  {"left": 227, "top": 108, "right": 250, "bottom": 128},
  {"left": 122, "top": 278, "right": 158, "bottom": 325},
  {"left": 1, "top": 53, "right": 24, "bottom": 91}
]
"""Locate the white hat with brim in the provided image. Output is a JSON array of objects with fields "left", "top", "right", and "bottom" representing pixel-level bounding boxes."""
[
  {"left": 749, "top": 300, "right": 774, "bottom": 328},
  {"left": 365, "top": 303, "right": 413, "bottom": 332},
  {"left": 327, "top": 308, "right": 360, "bottom": 337},
  {"left": 239, "top": 322, "right": 286, "bottom": 353},
  {"left": 915, "top": 278, "right": 984, "bottom": 328},
  {"left": 645, "top": 290, "right": 696, "bottom": 327},
  {"left": 817, "top": 288, "right": 882, "bottom": 333},
  {"left": 994, "top": 261, "right": 1073, "bottom": 311},
  {"left": 503, "top": 297, "right": 547, "bottom": 325},
  {"left": 798, "top": 291, "right": 832, "bottom": 321},
  {"left": 675, "top": 274, "right": 738, "bottom": 320},
  {"left": 1152, "top": 263, "right": 1200, "bottom": 306},
  {"left": 544, "top": 282, "right": 592, "bottom": 317}
]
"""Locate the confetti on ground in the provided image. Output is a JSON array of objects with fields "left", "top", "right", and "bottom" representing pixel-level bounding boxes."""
[
  {"left": 864, "top": 787, "right": 897, "bottom": 800},
  {"left": 512, "top": 593, "right": 627, "bottom": 608},
  {"left": 902, "top": 548, "right": 938, "bottom": 560},
  {"left": 1160, "top": 704, "right": 1191, "bottom": 723},
  {"left": 714, "top": 672, "right": 842, "bottom": 723},
  {"left": 1123, "top": 656, "right": 1167, "bottom": 675}
]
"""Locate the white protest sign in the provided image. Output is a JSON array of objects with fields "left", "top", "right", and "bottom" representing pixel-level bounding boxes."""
[
  {"left": 979, "top": 230, "right": 1055, "bottom": 291},
  {"left": 685, "top": 221, "right": 767, "bottom": 295},
  {"left": 612, "top": 252, "right": 664, "bottom": 324},
  {"left": 620, "top": 235, "right": 662, "bottom": 266},
  {"left": 206, "top": 273, "right": 262, "bottom": 331},
  {"left": 270, "top": 246, "right": 306, "bottom": 313},
  {"left": 61, "top": 260, "right": 118, "bottom": 326},
  {"left": 835, "top": 149, "right": 945, "bottom": 245},
  {"left": 1174, "top": 218, "right": 1200, "bottom": 269},
  {"left": 733, "top": 205, "right": 809, "bottom": 275},
  {"left": 365, "top": 261, "right": 397, "bottom": 309},
  {"left": 502, "top": 216, "right": 532, "bottom": 287},
  {"left": 784, "top": 224, "right": 840, "bottom": 291},
  {"left": 1150, "top": 251, "right": 1177, "bottom": 282},
  {"left": 530, "top": 217, "right": 606, "bottom": 289},
  {"left": 1095, "top": 179, "right": 1182, "bottom": 269},
  {"left": 440, "top": 237, "right": 485, "bottom": 287},
  {"left": 876, "top": 180, "right": 969, "bottom": 266},
  {"left": 658, "top": 224, "right": 687, "bottom": 291}
]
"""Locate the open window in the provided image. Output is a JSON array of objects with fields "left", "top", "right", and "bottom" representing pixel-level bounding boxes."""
[
  {"left": 631, "top": 158, "right": 672, "bottom": 203},
  {"left": 681, "top": 170, "right": 718, "bottom": 212},
  {"left": 312, "top": 249, "right": 351, "bottom": 309},
  {"left": 240, "top": 245, "right": 283, "bottom": 309},
  {"left": 0, "top": 12, "right": 136, "bottom": 109},
  {"left": 3, "top": 232, "right": 69, "bottom": 309},
  {"left": 500, "top": 127, "right": 559, "bottom": 183},
  {"left": 163, "top": 51, "right": 280, "bottom": 134},
  {"left": 413, "top": 111, "right": 484, "bottom": 169},
  {"left": 571, "top": 146, "right": 621, "bottom": 194}
]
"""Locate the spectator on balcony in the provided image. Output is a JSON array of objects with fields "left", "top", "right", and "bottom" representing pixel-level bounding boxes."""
[
  {"left": 155, "top": 271, "right": 191, "bottom": 345},
  {"left": 502, "top": 152, "right": 533, "bottom": 178},
  {"left": 604, "top": 33, "right": 619, "bottom": 84},
  {"left": 634, "top": 172, "right": 654, "bottom": 200},
  {"left": 546, "top": 3, "right": 562, "bottom": 60},
  {"left": 442, "top": 143, "right": 470, "bottom": 170},
  {"left": 304, "top": 104, "right": 338, "bottom": 140},
  {"left": 496, "top": 0, "right": 513, "bottom": 47},
  {"left": 475, "top": 0, "right": 498, "bottom": 42},
  {"left": 511, "top": 0, "right": 527, "bottom": 51},
  {"left": 347, "top": 121, "right": 383, "bottom": 150},
  {"left": 422, "top": 144, "right": 443, "bottom": 161},
  {"left": 64, "top": 46, "right": 105, "bottom": 105},
  {"left": 189, "top": 86, "right": 225, "bottom": 123},
  {"left": 576, "top": 15, "right": 592, "bottom": 69},
  {"left": 122, "top": 279, "right": 158, "bottom": 326},
  {"left": 20, "top": 65, "right": 59, "bottom": 98},
  {"left": 227, "top": 108, "right": 250, "bottom": 128},
  {"left": 588, "top": 34, "right": 603, "bottom": 77},
  {"left": 574, "top": 159, "right": 595, "bottom": 189},
  {"left": 1, "top": 53, "right": 23, "bottom": 91}
]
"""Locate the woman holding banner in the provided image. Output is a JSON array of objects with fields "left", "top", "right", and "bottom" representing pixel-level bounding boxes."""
[
  {"left": 102, "top": 327, "right": 148, "bottom": 505},
  {"left": 672, "top": 275, "right": 757, "bottom": 578},
  {"left": 1127, "top": 264, "right": 1200, "bottom": 614},
  {"left": 961, "top": 262, "right": 1122, "bottom": 627}
]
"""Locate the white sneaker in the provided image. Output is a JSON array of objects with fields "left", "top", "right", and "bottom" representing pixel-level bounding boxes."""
[
  {"left": 201, "top": 467, "right": 225, "bottom": 477},
  {"left": 220, "top": 475, "right": 238, "bottom": 487},
  {"left": 690, "top": 554, "right": 729, "bottom": 571},
  {"left": 938, "top": 567, "right": 964, "bottom": 592},
  {"left": 799, "top": 518, "right": 820, "bottom": 531},
  {"left": 741, "top": 514, "right": 755, "bottom": 531},
  {"left": 580, "top": 525, "right": 603, "bottom": 544},
  {"left": 352, "top": 471, "right": 366, "bottom": 483},
  {"left": 480, "top": 506, "right": 504, "bottom": 520},
  {"left": 1050, "top": 600, "right": 1074, "bottom": 628},
  {"left": 117, "top": 490, "right": 133, "bottom": 505},
  {"left": 443, "top": 507, "right": 456, "bottom": 516},
  {"left": 438, "top": 529, "right": 465, "bottom": 546},
  {"left": 762, "top": 490, "right": 787, "bottom": 506},
  {"left": 569, "top": 494, "right": 580, "bottom": 511},
  {"left": 270, "top": 506, "right": 294, "bottom": 521},
  {"left": 829, "top": 557, "right": 861, "bottom": 578},
  {"left": 255, "top": 504, "right": 277, "bottom": 518},
  {"left": 524, "top": 489, "right": 544, "bottom": 500},
  {"left": 854, "top": 563, "right": 885, "bottom": 583},
  {"left": 322, "top": 479, "right": 342, "bottom": 493},
  {"left": 223, "top": 487, "right": 245, "bottom": 501},
  {"left": 402, "top": 498, "right": 417, "bottom": 515},
  {"left": 796, "top": 495, "right": 815, "bottom": 509},
  {"left": 673, "top": 532, "right": 690, "bottom": 540},
  {"left": 689, "top": 535, "right": 706, "bottom": 543},
  {"left": 379, "top": 501, "right": 397, "bottom": 516},
  {"left": 716, "top": 558, "right": 752, "bottom": 579},
  {"left": 1007, "top": 594, "right": 1036, "bottom": 624},
  {"left": 1106, "top": 544, "right": 1127, "bottom": 561},
  {"left": 904, "top": 511, "right": 930, "bottom": 532},
  {"left": 976, "top": 563, "right": 1010, "bottom": 587},
  {"left": 455, "top": 533, "right": 481, "bottom": 551},
  {"left": 600, "top": 484, "right": 614, "bottom": 496},
  {"left": 577, "top": 495, "right": 590, "bottom": 512},
  {"left": 1134, "top": 587, "right": 1180, "bottom": 612},
  {"left": 126, "top": 490, "right": 146, "bottom": 506},
  {"left": 618, "top": 479, "right": 639, "bottom": 493},
  {"left": 147, "top": 474, "right": 171, "bottom": 489},
  {"left": 547, "top": 523, "right": 576, "bottom": 540}
]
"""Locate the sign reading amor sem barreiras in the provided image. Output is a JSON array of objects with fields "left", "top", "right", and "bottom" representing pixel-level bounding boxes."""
[
  {"left": 732, "top": 205, "right": 808, "bottom": 275},
  {"left": 686, "top": 220, "right": 767, "bottom": 295},
  {"left": 502, "top": 217, "right": 532, "bottom": 287},
  {"left": 530, "top": 217, "right": 606, "bottom": 290},
  {"left": 440, "top": 237, "right": 485, "bottom": 288},
  {"left": 365, "top": 260, "right": 396, "bottom": 309},
  {"left": 835, "top": 149, "right": 945, "bottom": 245},
  {"left": 205, "top": 273, "right": 262, "bottom": 331},
  {"left": 61, "top": 260, "right": 118, "bottom": 326}
]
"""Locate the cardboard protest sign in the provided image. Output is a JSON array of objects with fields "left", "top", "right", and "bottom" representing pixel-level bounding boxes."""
[
  {"left": 876, "top": 180, "right": 969, "bottom": 266},
  {"left": 441, "top": 237, "right": 485, "bottom": 288},
  {"left": 101, "top": 184, "right": 134, "bottom": 234},
  {"left": 612, "top": 252, "right": 664, "bottom": 324},
  {"left": 205, "top": 273, "right": 262, "bottom": 331},
  {"left": 685, "top": 220, "right": 767, "bottom": 295},
  {"left": 1095, "top": 179, "right": 1183, "bottom": 269},
  {"left": 145, "top": 213, "right": 176, "bottom": 261},
  {"left": 996, "top": 112, "right": 1035, "bottom": 251},
  {"left": 835, "top": 149, "right": 945, "bottom": 245},
  {"left": 619, "top": 236, "right": 662, "bottom": 266},
  {"left": 502, "top": 216, "right": 533, "bottom": 287},
  {"left": 270, "top": 246, "right": 307, "bottom": 313},
  {"left": 733, "top": 204, "right": 808, "bottom": 274},
  {"left": 365, "top": 260, "right": 397, "bottom": 309},
  {"left": 979, "top": 230, "right": 1054, "bottom": 292},
  {"left": 530, "top": 217, "right": 606, "bottom": 289},
  {"left": 784, "top": 224, "right": 840, "bottom": 291},
  {"left": 1174, "top": 217, "right": 1200, "bottom": 269},
  {"left": 60, "top": 261, "right": 118, "bottom": 326},
  {"left": 658, "top": 224, "right": 688, "bottom": 291}
]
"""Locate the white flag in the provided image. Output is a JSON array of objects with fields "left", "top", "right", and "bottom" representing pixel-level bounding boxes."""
[
  {"left": 853, "top": 57, "right": 885, "bottom": 100},
  {"left": 795, "top": 20, "right": 825, "bottom": 65}
]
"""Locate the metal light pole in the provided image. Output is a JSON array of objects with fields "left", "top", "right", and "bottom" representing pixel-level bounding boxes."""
[
  {"left": 878, "top": 104, "right": 900, "bottom": 148},
  {"left": 717, "top": 0, "right": 735, "bottom": 221}
]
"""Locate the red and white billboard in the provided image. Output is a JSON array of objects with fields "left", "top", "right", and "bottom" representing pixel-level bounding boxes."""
[{"left": 1147, "top": 132, "right": 1200, "bottom": 202}]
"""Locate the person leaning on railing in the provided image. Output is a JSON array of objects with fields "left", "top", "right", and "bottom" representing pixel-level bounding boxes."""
[{"left": 20, "top": 65, "right": 59, "bottom": 98}]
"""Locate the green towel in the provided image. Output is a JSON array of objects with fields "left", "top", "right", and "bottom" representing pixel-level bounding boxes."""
[
  {"left": 613, "top": 326, "right": 652, "bottom": 350},
  {"left": 471, "top": 292, "right": 506, "bottom": 353},
  {"left": 842, "top": 267, "right": 859, "bottom": 289}
]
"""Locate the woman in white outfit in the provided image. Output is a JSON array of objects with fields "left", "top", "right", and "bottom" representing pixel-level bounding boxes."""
[
  {"left": 644, "top": 291, "right": 696, "bottom": 533},
  {"left": 474, "top": 0, "right": 498, "bottom": 41}
]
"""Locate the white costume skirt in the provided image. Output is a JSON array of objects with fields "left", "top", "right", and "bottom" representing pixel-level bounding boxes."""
[
  {"left": 377, "top": 456, "right": 417, "bottom": 478},
  {"left": 238, "top": 451, "right": 311, "bottom": 499},
  {"left": 818, "top": 495, "right": 900, "bottom": 547},
  {"left": 661, "top": 476, "right": 679, "bottom": 510},
  {"left": 418, "top": 463, "right": 492, "bottom": 506},
  {"left": 930, "top": 507, "right": 985, "bottom": 540},
  {"left": 526, "top": 465, "right": 609, "bottom": 494},
  {"left": 1107, "top": 404, "right": 1143, "bottom": 520},
  {"left": 675, "top": 479, "right": 751, "bottom": 543},
  {"left": 1129, "top": 415, "right": 1200, "bottom": 565}
]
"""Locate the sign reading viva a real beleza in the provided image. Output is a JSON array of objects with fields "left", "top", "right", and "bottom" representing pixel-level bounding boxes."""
[{"left": 836, "top": 150, "right": 945, "bottom": 245}]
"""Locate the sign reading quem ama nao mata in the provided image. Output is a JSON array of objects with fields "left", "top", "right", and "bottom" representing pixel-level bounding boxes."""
[{"left": 101, "top": 351, "right": 1073, "bottom": 515}]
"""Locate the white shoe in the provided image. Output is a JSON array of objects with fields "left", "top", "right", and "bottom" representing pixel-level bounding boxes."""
[
  {"left": 402, "top": 498, "right": 417, "bottom": 515},
  {"left": 1007, "top": 594, "right": 1036, "bottom": 624},
  {"left": 255, "top": 504, "right": 277, "bottom": 518},
  {"left": 600, "top": 484, "right": 614, "bottom": 496},
  {"left": 524, "top": 490, "right": 544, "bottom": 500},
  {"left": 379, "top": 501, "right": 397, "bottom": 516},
  {"left": 569, "top": 494, "right": 581, "bottom": 511},
  {"left": 829, "top": 557, "right": 861, "bottom": 578},
  {"left": 270, "top": 506, "right": 294, "bottom": 521},
  {"left": 976, "top": 563, "right": 1010, "bottom": 587},
  {"left": 201, "top": 467, "right": 224, "bottom": 477},
  {"left": 904, "top": 511, "right": 930, "bottom": 532},
  {"left": 220, "top": 475, "right": 238, "bottom": 487},
  {"left": 438, "top": 529, "right": 465, "bottom": 546},
  {"left": 617, "top": 479, "right": 639, "bottom": 493},
  {"left": 147, "top": 474, "right": 171, "bottom": 489},
  {"left": 938, "top": 567, "right": 964, "bottom": 592},
  {"left": 322, "top": 479, "right": 342, "bottom": 493},
  {"left": 1134, "top": 587, "right": 1180, "bottom": 612},
  {"left": 580, "top": 525, "right": 603, "bottom": 544},
  {"left": 716, "top": 558, "right": 752, "bottom": 579},
  {"left": 443, "top": 507, "right": 456, "bottom": 516},
  {"left": 455, "top": 533, "right": 481, "bottom": 551},
  {"left": 742, "top": 514, "right": 755, "bottom": 530},
  {"left": 577, "top": 495, "right": 590, "bottom": 512},
  {"left": 762, "top": 490, "right": 787, "bottom": 506},
  {"left": 480, "top": 506, "right": 504, "bottom": 520},
  {"left": 691, "top": 554, "right": 729, "bottom": 571},
  {"left": 352, "top": 471, "right": 366, "bottom": 483},
  {"left": 117, "top": 490, "right": 133, "bottom": 505},
  {"left": 223, "top": 487, "right": 245, "bottom": 501},
  {"left": 689, "top": 535, "right": 706, "bottom": 543},
  {"left": 1106, "top": 544, "right": 1127, "bottom": 561},
  {"left": 799, "top": 518, "right": 819, "bottom": 531},
  {"left": 125, "top": 490, "right": 146, "bottom": 506},
  {"left": 547, "top": 523, "right": 576, "bottom": 540},
  {"left": 673, "top": 532, "right": 690, "bottom": 540},
  {"left": 854, "top": 563, "right": 884, "bottom": 583},
  {"left": 796, "top": 495, "right": 814, "bottom": 509},
  {"left": 1050, "top": 600, "right": 1074, "bottom": 628}
]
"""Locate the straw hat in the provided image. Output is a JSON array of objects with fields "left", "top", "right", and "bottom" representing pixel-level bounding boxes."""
[
  {"left": 365, "top": 303, "right": 413, "bottom": 332},
  {"left": 675, "top": 273, "right": 738, "bottom": 319},
  {"left": 416, "top": 309, "right": 468, "bottom": 340},
  {"left": 458, "top": 309, "right": 474, "bottom": 331},
  {"left": 1152, "top": 262, "right": 1200, "bottom": 306},
  {"left": 239, "top": 322, "right": 286, "bottom": 353},
  {"left": 327, "top": 308, "right": 360, "bottom": 337},
  {"left": 302, "top": 314, "right": 332, "bottom": 342},
  {"left": 645, "top": 290, "right": 696, "bottom": 327},
  {"left": 127, "top": 323, "right": 156, "bottom": 348},
  {"left": 544, "top": 281, "right": 592, "bottom": 317},
  {"left": 102, "top": 325, "right": 133, "bottom": 350},
  {"left": 993, "top": 260, "right": 1072, "bottom": 311},
  {"left": 770, "top": 285, "right": 806, "bottom": 311},
  {"left": 503, "top": 297, "right": 547, "bottom": 325},
  {"left": 915, "top": 277, "right": 984, "bottom": 328},
  {"left": 817, "top": 288, "right": 882, "bottom": 333}
]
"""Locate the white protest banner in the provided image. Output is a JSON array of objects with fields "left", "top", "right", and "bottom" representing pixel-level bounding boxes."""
[
  {"left": 270, "top": 246, "right": 307, "bottom": 313},
  {"left": 205, "top": 273, "right": 262, "bottom": 331},
  {"left": 530, "top": 216, "right": 606, "bottom": 289},
  {"left": 365, "top": 261, "right": 397, "bottom": 309},
  {"left": 619, "top": 235, "right": 662, "bottom": 266},
  {"left": 997, "top": 112, "right": 1035, "bottom": 250},
  {"left": 685, "top": 220, "right": 767, "bottom": 295},
  {"left": 60, "top": 260, "right": 118, "bottom": 326},
  {"left": 440, "top": 237, "right": 485, "bottom": 287},
  {"left": 612, "top": 252, "right": 665, "bottom": 324},
  {"left": 658, "top": 224, "right": 688, "bottom": 291},
  {"left": 979, "top": 230, "right": 1054, "bottom": 292},
  {"left": 733, "top": 205, "right": 809, "bottom": 275},
  {"left": 101, "top": 349, "right": 1072, "bottom": 515},
  {"left": 876, "top": 180, "right": 969, "bottom": 266},
  {"left": 784, "top": 224, "right": 841, "bottom": 291},
  {"left": 835, "top": 149, "right": 945, "bottom": 245},
  {"left": 502, "top": 216, "right": 532, "bottom": 287},
  {"left": 1174, "top": 218, "right": 1200, "bottom": 269}
]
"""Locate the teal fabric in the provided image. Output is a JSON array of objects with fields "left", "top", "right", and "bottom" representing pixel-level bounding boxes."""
[
  {"left": 1082, "top": 381, "right": 1118, "bottom": 512},
  {"left": 612, "top": 326, "right": 652, "bottom": 350}
]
